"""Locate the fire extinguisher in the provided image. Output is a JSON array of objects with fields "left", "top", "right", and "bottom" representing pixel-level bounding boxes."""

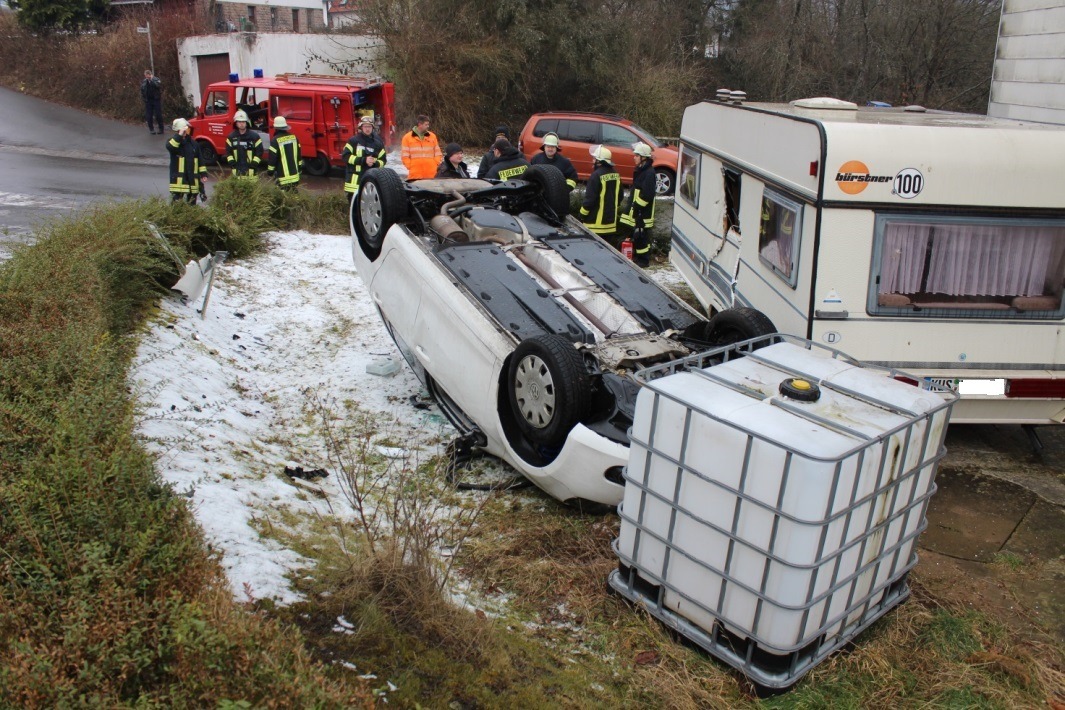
[{"left": 620, "top": 237, "right": 633, "bottom": 260}]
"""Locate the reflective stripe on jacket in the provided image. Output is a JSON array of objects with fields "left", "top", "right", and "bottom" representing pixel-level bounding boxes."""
[
  {"left": 620, "top": 161, "right": 656, "bottom": 231},
  {"left": 267, "top": 131, "right": 301, "bottom": 186},
  {"left": 167, "top": 134, "right": 205, "bottom": 194},
  {"left": 225, "top": 129, "right": 263, "bottom": 177},
  {"left": 401, "top": 129, "right": 442, "bottom": 180},
  {"left": 342, "top": 132, "right": 387, "bottom": 193},
  {"left": 580, "top": 164, "right": 621, "bottom": 234}
]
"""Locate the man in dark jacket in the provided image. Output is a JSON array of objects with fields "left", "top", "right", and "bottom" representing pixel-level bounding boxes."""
[
  {"left": 141, "top": 69, "right": 164, "bottom": 134},
  {"left": 482, "top": 139, "right": 529, "bottom": 181},
  {"left": 436, "top": 143, "right": 470, "bottom": 178},
  {"left": 225, "top": 110, "right": 262, "bottom": 178},
  {"left": 477, "top": 124, "right": 510, "bottom": 177},
  {"left": 580, "top": 145, "right": 621, "bottom": 235},
  {"left": 342, "top": 116, "right": 387, "bottom": 198},
  {"left": 530, "top": 132, "right": 578, "bottom": 190},
  {"left": 620, "top": 142, "right": 657, "bottom": 266},
  {"left": 167, "top": 118, "right": 206, "bottom": 203},
  {"left": 267, "top": 116, "right": 302, "bottom": 190}
]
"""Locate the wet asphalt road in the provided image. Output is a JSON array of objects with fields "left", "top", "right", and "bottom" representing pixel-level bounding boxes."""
[{"left": 0, "top": 87, "right": 337, "bottom": 260}]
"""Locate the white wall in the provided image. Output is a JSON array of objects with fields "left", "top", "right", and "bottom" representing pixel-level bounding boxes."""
[
  {"left": 176, "top": 33, "right": 385, "bottom": 106},
  {"left": 988, "top": 0, "right": 1065, "bottom": 124}
]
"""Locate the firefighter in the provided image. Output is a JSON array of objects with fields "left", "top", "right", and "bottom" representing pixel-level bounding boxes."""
[
  {"left": 401, "top": 114, "right": 442, "bottom": 180},
  {"left": 477, "top": 124, "right": 510, "bottom": 178},
  {"left": 342, "top": 116, "right": 387, "bottom": 198},
  {"left": 620, "top": 141, "right": 656, "bottom": 266},
  {"left": 267, "top": 116, "right": 302, "bottom": 190},
  {"left": 481, "top": 139, "right": 530, "bottom": 181},
  {"left": 580, "top": 145, "right": 621, "bottom": 235},
  {"left": 167, "top": 118, "right": 206, "bottom": 203},
  {"left": 530, "top": 132, "right": 578, "bottom": 191},
  {"left": 225, "top": 110, "right": 262, "bottom": 178}
]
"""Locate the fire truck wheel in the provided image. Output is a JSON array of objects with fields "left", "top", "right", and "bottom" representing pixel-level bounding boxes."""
[
  {"left": 303, "top": 153, "right": 330, "bottom": 176},
  {"left": 196, "top": 140, "right": 218, "bottom": 166}
]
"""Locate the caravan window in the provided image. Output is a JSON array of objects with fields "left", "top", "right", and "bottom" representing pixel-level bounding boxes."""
[
  {"left": 724, "top": 168, "right": 741, "bottom": 234},
  {"left": 678, "top": 145, "right": 699, "bottom": 208},
  {"left": 871, "top": 214, "right": 1065, "bottom": 318},
  {"left": 758, "top": 188, "right": 801, "bottom": 286}
]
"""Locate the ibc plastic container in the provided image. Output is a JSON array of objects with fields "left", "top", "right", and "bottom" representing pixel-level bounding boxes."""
[{"left": 609, "top": 335, "right": 956, "bottom": 689}]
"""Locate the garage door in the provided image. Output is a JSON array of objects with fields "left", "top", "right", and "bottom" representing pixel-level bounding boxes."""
[{"left": 196, "top": 53, "right": 231, "bottom": 98}]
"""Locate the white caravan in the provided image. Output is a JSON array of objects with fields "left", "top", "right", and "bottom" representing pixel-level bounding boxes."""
[{"left": 670, "top": 97, "right": 1065, "bottom": 424}]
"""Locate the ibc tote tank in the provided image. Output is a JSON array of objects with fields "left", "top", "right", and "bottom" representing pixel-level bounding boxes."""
[{"left": 609, "top": 336, "right": 957, "bottom": 689}]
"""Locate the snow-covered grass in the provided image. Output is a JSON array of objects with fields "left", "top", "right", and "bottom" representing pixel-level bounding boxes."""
[{"left": 131, "top": 230, "right": 456, "bottom": 603}]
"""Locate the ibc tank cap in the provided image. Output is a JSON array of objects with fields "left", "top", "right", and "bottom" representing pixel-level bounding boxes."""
[{"left": 780, "top": 378, "right": 821, "bottom": 402}]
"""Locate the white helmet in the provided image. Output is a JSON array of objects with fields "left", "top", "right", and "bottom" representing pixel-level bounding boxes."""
[
  {"left": 633, "top": 142, "right": 653, "bottom": 158},
  {"left": 543, "top": 132, "right": 560, "bottom": 148},
  {"left": 233, "top": 110, "right": 250, "bottom": 123},
  {"left": 171, "top": 117, "right": 189, "bottom": 132},
  {"left": 590, "top": 144, "right": 612, "bottom": 163},
  {"left": 359, "top": 115, "right": 375, "bottom": 128},
  {"left": 273, "top": 115, "right": 289, "bottom": 130}
]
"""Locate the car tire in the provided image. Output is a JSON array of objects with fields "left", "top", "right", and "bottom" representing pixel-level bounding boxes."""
[
  {"left": 508, "top": 334, "right": 590, "bottom": 449},
  {"left": 654, "top": 168, "right": 676, "bottom": 196},
  {"left": 704, "top": 307, "right": 777, "bottom": 348},
  {"left": 525, "top": 164, "right": 571, "bottom": 218},
  {"left": 196, "top": 140, "right": 218, "bottom": 166},
  {"left": 303, "top": 153, "right": 330, "bottom": 176},
  {"left": 353, "top": 168, "right": 407, "bottom": 261}
]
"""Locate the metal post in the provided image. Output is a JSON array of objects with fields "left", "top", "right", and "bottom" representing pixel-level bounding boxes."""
[{"left": 147, "top": 21, "right": 154, "bottom": 75}]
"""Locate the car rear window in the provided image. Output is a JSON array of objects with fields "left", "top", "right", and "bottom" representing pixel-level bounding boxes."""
[
  {"left": 533, "top": 118, "right": 559, "bottom": 137},
  {"left": 601, "top": 123, "right": 639, "bottom": 146},
  {"left": 558, "top": 119, "right": 599, "bottom": 143}
]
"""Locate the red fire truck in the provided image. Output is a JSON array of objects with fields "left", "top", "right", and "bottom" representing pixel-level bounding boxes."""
[{"left": 188, "top": 72, "right": 396, "bottom": 176}]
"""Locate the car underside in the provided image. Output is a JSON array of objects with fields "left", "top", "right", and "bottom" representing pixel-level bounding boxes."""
[{"left": 350, "top": 165, "right": 775, "bottom": 505}]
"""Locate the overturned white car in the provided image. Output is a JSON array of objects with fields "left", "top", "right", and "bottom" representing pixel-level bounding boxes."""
[{"left": 349, "top": 166, "right": 775, "bottom": 506}]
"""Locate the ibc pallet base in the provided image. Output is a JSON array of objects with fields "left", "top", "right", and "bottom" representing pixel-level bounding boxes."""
[{"left": 607, "top": 565, "right": 911, "bottom": 690}]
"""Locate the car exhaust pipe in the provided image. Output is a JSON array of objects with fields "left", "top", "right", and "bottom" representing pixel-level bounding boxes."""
[{"left": 430, "top": 214, "right": 467, "bottom": 241}]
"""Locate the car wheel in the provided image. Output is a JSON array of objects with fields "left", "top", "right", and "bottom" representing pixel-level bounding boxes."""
[
  {"left": 525, "top": 164, "right": 571, "bottom": 218},
  {"left": 704, "top": 307, "right": 777, "bottom": 348},
  {"left": 196, "top": 140, "right": 218, "bottom": 166},
  {"left": 303, "top": 153, "right": 330, "bottom": 176},
  {"left": 508, "top": 334, "right": 591, "bottom": 449},
  {"left": 353, "top": 168, "right": 408, "bottom": 261},
  {"left": 654, "top": 168, "right": 675, "bottom": 196}
]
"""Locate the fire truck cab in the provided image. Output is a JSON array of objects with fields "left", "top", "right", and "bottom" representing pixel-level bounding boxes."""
[{"left": 189, "top": 72, "right": 396, "bottom": 176}]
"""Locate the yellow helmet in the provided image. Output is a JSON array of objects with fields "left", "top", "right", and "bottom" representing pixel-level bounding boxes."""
[{"left": 233, "top": 110, "right": 250, "bottom": 123}]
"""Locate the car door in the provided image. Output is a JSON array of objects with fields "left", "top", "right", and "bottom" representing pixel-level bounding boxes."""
[
  {"left": 556, "top": 119, "right": 600, "bottom": 180},
  {"left": 600, "top": 123, "right": 641, "bottom": 183}
]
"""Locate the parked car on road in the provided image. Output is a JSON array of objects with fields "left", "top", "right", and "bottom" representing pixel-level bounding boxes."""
[
  {"left": 517, "top": 112, "right": 679, "bottom": 196},
  {"left": 349, "top": 165, "right": 774, "bottom": 506}
]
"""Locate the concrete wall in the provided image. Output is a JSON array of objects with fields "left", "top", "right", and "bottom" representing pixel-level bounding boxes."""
[
  {"left": 176, "top": 32, "right": 385, "bottom": 106},
  {"left": 988, "top": 0, "right": 1065, "bottom": 124}
]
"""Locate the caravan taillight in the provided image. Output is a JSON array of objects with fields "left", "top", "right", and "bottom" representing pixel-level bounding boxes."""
[
  {"left": 1005, "top": 379, "right": 1065, "bottom": 399},
  {"left": 810, "top": 161, "right": 819, "bottom": 177}
]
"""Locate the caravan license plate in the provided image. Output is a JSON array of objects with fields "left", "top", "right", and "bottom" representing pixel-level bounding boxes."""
[{"left": 925, "top": 377, "right": 1006, "bottom": 396}]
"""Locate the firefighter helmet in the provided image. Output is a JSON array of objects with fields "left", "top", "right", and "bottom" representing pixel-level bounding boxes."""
[
  {"left": 359, "top": 115, "right": 374, "bottom": 127},
  {"left": 633, "top": 142, "right": 653, "bottom": 158},
  {"left": 233, "top": 110, "right": 250, "bottom": 123},
  {"left": 590, "top": 144, "right": 612, "bottom": 163},
  {"left": 171, "top": 117, "right": 189, "bottom": 132},
  {"left": 273, "top": 116, "right": 289, "bottom": 130},
  {"left": 543, "top": 132, "right": 560, "bottom": 148}
]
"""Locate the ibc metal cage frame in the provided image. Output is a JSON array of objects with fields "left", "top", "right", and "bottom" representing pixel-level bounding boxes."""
[{"left": 608, "top": 334, "right": 958, "bottom": 689}]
